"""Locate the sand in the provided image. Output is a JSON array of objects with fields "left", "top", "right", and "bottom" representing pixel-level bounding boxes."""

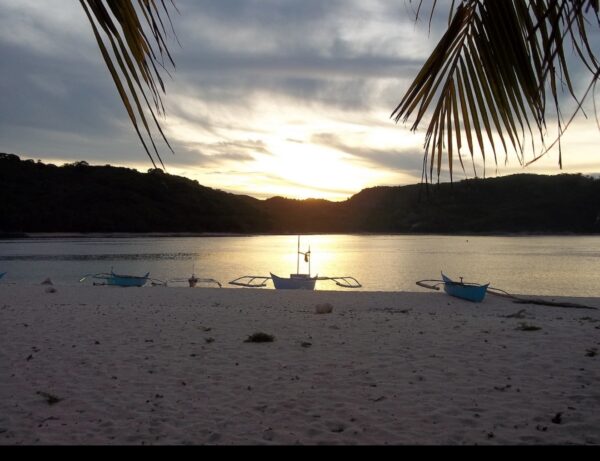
[{"left": 0, "top": 283, "right": 599, "bottom": 445}]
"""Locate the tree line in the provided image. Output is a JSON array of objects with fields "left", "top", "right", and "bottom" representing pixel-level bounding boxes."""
[{"left": 1, "top": 153, "right": 599, "bottom": 235}]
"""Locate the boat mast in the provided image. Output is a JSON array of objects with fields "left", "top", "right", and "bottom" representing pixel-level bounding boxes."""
[{"left": 297, "top": 235, "right": 300, "bottom": 274}]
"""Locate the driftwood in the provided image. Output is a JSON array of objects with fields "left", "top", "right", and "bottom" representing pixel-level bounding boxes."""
[
  {"left": 487, "top": 289, "right": 598, "bottom": 310},
  {"left": 510, "top": 298, "right": 597, "bottom": 310}
]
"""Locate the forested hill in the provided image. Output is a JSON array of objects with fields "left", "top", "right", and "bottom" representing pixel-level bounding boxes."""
[{"left": 2, "top": 153, "right": 599, "bottom": 234}]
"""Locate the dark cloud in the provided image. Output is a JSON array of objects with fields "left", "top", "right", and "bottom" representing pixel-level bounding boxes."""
[
  {"left": 171, "top": 139, "right": 270, "bottom": 167},
  {"left": 312, "top": 132, "right": 424, "bottom": 175},
  {"left": 0, "top": 0, "right": 436, "bottom": 167},
  {"left": 2, "top": 0, "right": 596, "bottom": 197}
]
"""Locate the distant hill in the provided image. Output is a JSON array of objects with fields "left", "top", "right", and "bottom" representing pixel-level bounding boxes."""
[{"left": 1, "top": 153, "right": 599, "bottom": 234}]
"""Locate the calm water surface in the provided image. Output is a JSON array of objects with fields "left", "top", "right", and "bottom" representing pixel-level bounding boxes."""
[{"left": 0, "top": 235, "right": 599, "bottom": 296}]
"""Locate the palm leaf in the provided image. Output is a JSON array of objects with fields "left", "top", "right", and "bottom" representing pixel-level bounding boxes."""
[
  {"left": 80, "top": 0, "right": 177, "bottom": 169},
  {"left": 394, "top": 0, "right": 600, "bottom": 182}
]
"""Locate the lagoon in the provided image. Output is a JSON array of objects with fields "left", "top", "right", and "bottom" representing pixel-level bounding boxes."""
[{"left": 1, "top": 234, "right": 599, "bottom": 296}]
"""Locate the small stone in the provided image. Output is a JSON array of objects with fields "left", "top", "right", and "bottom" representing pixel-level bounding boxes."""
[{"left": 315, "top": 303, "right": 333, "bottom": 314}]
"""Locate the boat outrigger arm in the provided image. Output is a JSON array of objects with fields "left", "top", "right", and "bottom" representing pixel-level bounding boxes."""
[
  {"left": 153, "top": 276, "right": 222, "bottom": 288},
  {"left": 228, "top": 275, "right": 271, "bottom": 288},
  {"left": 228, "top": 275, "right": 362, "bottom": 289},
  {"left": 316, "top": 276, "right": 362, "bottom": 288}
]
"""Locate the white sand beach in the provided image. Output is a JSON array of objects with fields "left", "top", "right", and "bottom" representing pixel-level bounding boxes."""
[{"left": 1, "top": 284, "right": 599, "bottom": 445}]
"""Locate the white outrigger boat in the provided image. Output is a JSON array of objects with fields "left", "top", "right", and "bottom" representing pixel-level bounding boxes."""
[{"left": 229, "top": 236, "right": 361, "bottom": 290}]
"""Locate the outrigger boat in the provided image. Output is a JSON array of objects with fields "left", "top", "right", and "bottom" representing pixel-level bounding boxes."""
[
  {"left": 152, "top": 273, "right": 222, "bottom": 288},
  {"left": 229, "top": 236, "right": 361, "bottom": 290},
  {"left": 416, "top": 272, "right": 489, "bottom": 302},
  {"left": 80, "top": 269, "right": 151, "bottom": 287}
]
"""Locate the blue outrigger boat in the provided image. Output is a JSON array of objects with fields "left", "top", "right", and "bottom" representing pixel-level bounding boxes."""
[
  {"left": 417, "top": 272, "right": 489, "bottom": 302},
  {"left": 441, "top": 273, "right": 489, "bottom": 302},
  {"left": 80, "top": 270, "right": 150, "bottom": 287}
]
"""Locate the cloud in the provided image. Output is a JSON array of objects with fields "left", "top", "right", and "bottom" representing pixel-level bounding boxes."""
[
  {"left": 312, "top": 132, "right": 425, "bottom": 175},
  {"left": 1, "top": 0, "right": 598, "bottom": 200},
  {"left": 175, "top": 139, "right": 271, "bottom": 166}
]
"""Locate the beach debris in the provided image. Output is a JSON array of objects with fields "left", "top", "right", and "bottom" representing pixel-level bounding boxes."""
[
  {"left": 329, "top": 423, "right": 346, "bottom": 433},
  {"left": 37, "top": 391, "right": 62, "bottom": 405},
  {"left": 301, "top": 341, "right": 312, "bottom": 348},
  {"left": 205, "top": 337, "right": 215, "bottom": 344},
  {"left": 585, "top": 348, "right": 597, "bottom": 357},
  {"left": 262, "top": 428, "right": 274, "bottom": 441},
  {"left": 551, "top": 412, "right": 563, "bottom": 424},
  {"left": 504, "top": 309, "right": 528, "bottom": 319},
  {"left": 45, "top": 286, "right": 57, "bottom": 294},
  {"left": 493, "top": 384, "right": 512, "bottom": 392},
  {"left": 315, "top": 303, "right": 333, "bottom": 314},
  {"left": 244, "top": 332, "right": 275, "bottom": 343},
  {"left": 516, "top": 322, "right": 542, "bottom": 331},
  {"left": 512, "top": 298, "right": 597, "bottom": 310},
  {"left": 41, "top": 278, "right": 53, "bottom": 285}
]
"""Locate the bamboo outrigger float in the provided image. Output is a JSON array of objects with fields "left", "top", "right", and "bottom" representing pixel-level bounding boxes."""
[{"left": 229, "top": 236, "right": 362, "bottom": 290}]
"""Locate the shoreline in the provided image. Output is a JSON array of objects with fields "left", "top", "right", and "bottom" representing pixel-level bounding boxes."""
[
  {"left": 3, "top": 231, "right": 600, "bottom": 239},
  {"left": 1, "top": 284, "right": 599, "bottom": 445}
]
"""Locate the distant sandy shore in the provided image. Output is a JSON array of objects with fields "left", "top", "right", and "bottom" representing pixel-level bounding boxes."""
[{"left": 1, "top": 284, "right": 599, "bottom": 445}]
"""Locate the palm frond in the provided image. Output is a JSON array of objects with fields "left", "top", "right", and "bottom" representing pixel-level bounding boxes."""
[
  {"left": 80, "top": 0, "right": 177, "bottom": 169},
  {"left": 394, "top": 0, "right": 600, "bottom": 183}
]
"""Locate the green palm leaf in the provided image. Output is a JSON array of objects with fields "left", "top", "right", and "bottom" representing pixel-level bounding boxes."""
[
  {"left": 393, "top": 0, "right": 600, "bottom": 182},
  {"left": 80, "top": 0, "right": 177, "bottom": 169}
]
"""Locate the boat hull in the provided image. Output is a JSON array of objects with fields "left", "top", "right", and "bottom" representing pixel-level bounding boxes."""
[
  {"left": 442, "top": 273, "right": 488, "bottom": 302},
  {"left": 106, "top": 272, "right": 149, "bottom": 287},
  {"left": 270, "top": 273, "right": 317, "bottom": 290}
]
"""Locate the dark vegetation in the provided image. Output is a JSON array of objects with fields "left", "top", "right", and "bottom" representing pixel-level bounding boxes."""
[{"left": 2, "top": 153, "right": 600, "bottom": 234}]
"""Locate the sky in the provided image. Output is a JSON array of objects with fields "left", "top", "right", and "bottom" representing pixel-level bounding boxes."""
[{"left": 1, "top": 0, "right": 599, "bottom": 201}]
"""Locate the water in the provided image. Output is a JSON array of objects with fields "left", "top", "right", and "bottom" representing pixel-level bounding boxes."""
[{"left": 0, "top": 235, "right": 599, "bottom": 296}]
